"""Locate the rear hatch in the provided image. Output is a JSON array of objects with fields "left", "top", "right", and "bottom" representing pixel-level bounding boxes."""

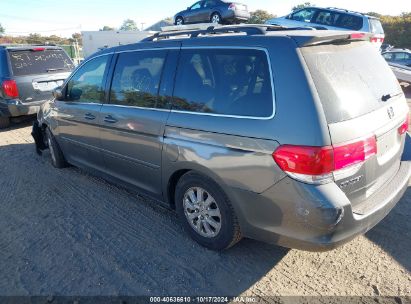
[
  {"left": 300, "top": 36, "right": 408, "bottom": 213},
  {"left": 7, "top": 47, "right": 74, "bottom": 103}
]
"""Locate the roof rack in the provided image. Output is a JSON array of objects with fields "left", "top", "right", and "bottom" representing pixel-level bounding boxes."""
[
  {"left": 142, "top": 23, "right": 315, "bottom": 42},
  {"left": 326, "top": 7, "right": 365, "bottom": 16}
]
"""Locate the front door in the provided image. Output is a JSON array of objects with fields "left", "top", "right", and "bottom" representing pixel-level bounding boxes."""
[
  {"left": 54, "top": 54, "right": 111, "bottom": 171},
  {"left": 99, "top": 48, "right": 178, "bottom": 197},
  {"left": 186, "top": 1, "right": 204, "bottom": 23}
]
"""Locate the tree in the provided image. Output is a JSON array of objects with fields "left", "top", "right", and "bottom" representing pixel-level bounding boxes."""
[
  {"left": 0, "top": 23, "right": 4, "bottom": 35},
  {"left": 119, "top": 19, "right": 138, "bottom": 31},
  {"left": 100, "top": 25, "right": 115, "bottom": 31},
  {"left": 246, "top": 10, "right": 276, "bottom": 24},
  {"left": 26, "top": 33, "right": 44, "bottom": 44},
  {"left": 292, "top": 2, "right": 314, "bottom": 11}
]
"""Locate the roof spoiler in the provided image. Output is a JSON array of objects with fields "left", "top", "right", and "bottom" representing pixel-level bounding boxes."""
[{"left": 295, "top": 32, "right": 371, "bottom": 47}]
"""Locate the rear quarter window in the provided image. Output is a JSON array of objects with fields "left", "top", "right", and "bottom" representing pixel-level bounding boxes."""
[
  {"left": 369, "top": 19, "right": 384, "bottom": 34},
  {"left": 172, "top": 48, "right": 274, "bottom": 118},
  {"left": 8, "top": 49, "right": 74, "bottom": 76},
  {"left": 301, "top": 41, "right": 400, "bottom": 123}
]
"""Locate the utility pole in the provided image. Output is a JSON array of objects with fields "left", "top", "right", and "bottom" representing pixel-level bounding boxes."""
[{"left": 141, "top": 23, "right": 146, "bottom": 31}]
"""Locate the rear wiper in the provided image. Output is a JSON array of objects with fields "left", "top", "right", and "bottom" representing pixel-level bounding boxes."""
[
  {"left": 46, "top": 68, "right": 66, "bottom": 72},
  {"left": 381, "top": 92, "right": 403, "bottom": 102}
]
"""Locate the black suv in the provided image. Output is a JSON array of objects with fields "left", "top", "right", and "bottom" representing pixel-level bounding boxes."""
[{"left": 0, "top": 45, "right": 74, "bottom": 128}]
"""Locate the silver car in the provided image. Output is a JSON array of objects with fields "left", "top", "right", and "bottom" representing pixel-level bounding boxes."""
[
  {"left": 382, "top": 48, "right": 411, "bottom": 67},
  {"left": 266, "top": 7, "right": 385, "bottom": 49},
  {"left": 33, "top": 25, "right": 411, "bottom": 251}
]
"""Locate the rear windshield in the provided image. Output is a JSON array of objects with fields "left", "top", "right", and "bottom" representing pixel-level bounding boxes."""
[
  {"left": 369, "top": 19, "right": 384, "bottom": 34},
  {"left": 301, "top": 41, "right": 400, "bottom": 123},
  {"left": 8, "top": 49, "right": 74, "bottom": 76}
]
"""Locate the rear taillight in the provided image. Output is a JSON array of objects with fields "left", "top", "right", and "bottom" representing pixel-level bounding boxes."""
[
  {"left": 350, "top": 33, "right": 366, "bottom": 39},
  {"left": 398, "top": 115, "right": 410, "bottom": 135},
  {"left": 228, "top": 3, "right": 236, "bottom": 10},
  {"left": 1, "top": 80, "right": 19, "bottom": 99},
  {"left": 370, "top": 37, "right": 384, "bottom": 43},
  {"left": 273, "top": 136, "right": 377, "bottom": 184}
]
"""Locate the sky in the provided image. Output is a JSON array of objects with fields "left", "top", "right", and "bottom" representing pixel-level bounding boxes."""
[{"left": 1, "top": 0, "right": 411, "bottom": 37}]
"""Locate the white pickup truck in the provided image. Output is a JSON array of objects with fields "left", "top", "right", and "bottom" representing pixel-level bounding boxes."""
[{"left": 390, "top": 63, "right": 411, "bottom": 85}]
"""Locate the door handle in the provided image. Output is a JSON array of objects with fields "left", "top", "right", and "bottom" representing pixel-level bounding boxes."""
[
  {"left": 84, "top": 113, "right": 96, "bottom": 120},
  {"left": 104, "top": 115, "right": 118, "bottom": 124}
]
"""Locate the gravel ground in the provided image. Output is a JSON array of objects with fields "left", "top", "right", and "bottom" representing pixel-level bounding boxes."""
[{"left": 0, "top": 88, "right": 410, "bottom": 298}]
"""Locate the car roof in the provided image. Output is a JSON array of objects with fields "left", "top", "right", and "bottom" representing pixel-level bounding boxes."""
[
  {"left": 385, "top": 48, "right": 411, "bottom": 53},
  {"left": 91, "top": 27, "right": 368, "bottom": 59},
  {"left": 294, "top": 6, "right": 376, "bottom": 19},
  {"left": 0, "top": 45, "right": 62, "bottom": 51}
]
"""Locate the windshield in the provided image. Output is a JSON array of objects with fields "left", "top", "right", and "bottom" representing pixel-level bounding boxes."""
[
  {"left": 8, "top": 49, "right": 74, "bottom": 76},
  {"left": 301, "top": 41, "right": 400, "bottom": 123}
]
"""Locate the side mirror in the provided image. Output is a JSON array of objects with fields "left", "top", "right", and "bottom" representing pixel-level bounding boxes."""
[
  {"left": 53, "top": 87, "right": 63, "bottom": 100},
  {"left": 187, "top": 7, "right": 191, "bottom": 10}
]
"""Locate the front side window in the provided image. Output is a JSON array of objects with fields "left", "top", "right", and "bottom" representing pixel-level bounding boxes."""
[
  {"left": 110, "top": 50, "right": 167, "bottom": 108},
  {"left": 172, "top": 49, "right": 273, "bottom": 118},
  {"left": 65, "top": 55, "right": 108, "bottom": 103},
  {"left": 290, "top": 8, "right": 317, "bottom": 22}
]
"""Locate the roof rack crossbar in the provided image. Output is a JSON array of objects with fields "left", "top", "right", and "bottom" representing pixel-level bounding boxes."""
[
  {"left": 326, "top": 7, "right": 365, "bottom": 16},
  {"left": 142, "top": 24, "right": 309, "bottom": 42}
]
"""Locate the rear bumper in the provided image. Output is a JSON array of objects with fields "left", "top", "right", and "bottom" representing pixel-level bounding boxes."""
[
  {"left": 229, "top": 161, "right": 411, "bottom": 251},
  {"left": 222, "top": 10, "right": 250, "bottom": 22},
  {"left": 0, "top": 100, "right": 45, "bottom": 118}
]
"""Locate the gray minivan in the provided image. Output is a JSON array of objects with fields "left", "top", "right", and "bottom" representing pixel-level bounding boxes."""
[
  {"left": 33, "top": 25, "right": 411, "bottom": 251},
  {"left": 0, "top": 45, "right": 74, "bottom": 128}
]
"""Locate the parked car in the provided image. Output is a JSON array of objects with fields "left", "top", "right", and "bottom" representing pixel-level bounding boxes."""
[
  {"left": 382, "top": 48, "right": 411, "bottom": 67},
  {"left": 0, "top": 45, "right": 74, "bottom": 128},
  {"left": 33, "top": 25, "right": 411, "bottom": 251},
  {"left": 174, "top": 0, "right": 250, "bottom": 25},
  {"left": 266, "top": 7, "right": 385, "bottom": 49},
  {"left": 389, "top": 63, "right": 411, "bottom": 85}
]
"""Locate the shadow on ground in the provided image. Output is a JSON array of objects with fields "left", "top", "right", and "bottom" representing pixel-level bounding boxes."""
[
  {"left": 365, "top": 186, "right": 411, "bottom": 273},
  {"left": 0, "top": 115, "right": 36, "bottom": 132},
  {"left": 0, "top": 142, "right": 288, "bottom": 296}
]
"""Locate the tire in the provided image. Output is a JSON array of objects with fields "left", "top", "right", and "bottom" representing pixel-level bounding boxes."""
[
  {"left": 46, "top": 128, "right": 67, "bottom": 169},
  {"left": 175, "top": 172, "right": 242, "bottom": 250},
  {"left": 0, "top": 116, "right": 10, "bottom": 129},
  {"left": 175, "top": 17, "right": 184, "bottom": 25},
  {"left": 210, "top": 13, "right": 222, "bottom": 24}
]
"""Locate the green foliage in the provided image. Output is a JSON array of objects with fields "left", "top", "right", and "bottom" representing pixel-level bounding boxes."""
[
  {"left": 100, "top": 26, "right": 115, "bottom": 31},
  {"left": 246, "top": 10, "right": 276, "bottom": 24},
  {"left": 0, "top": 33, "right": 83, "bottom": 46},
  {"left": 379, "top": 13, "right": 411, "bottom": 49},
  {"left": 292, "top": 2, "right": 314, "bottom": 11},
  {"left": 0, "top": 23, "right": 4, "bottom": 35},
  {"left": 120, "top": 19, "right": 138, "bottom": 31}
]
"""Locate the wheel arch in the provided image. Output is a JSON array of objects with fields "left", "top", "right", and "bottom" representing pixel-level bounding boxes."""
[{"left": 164, "top": 162, "right": 231, "bottom": 210}]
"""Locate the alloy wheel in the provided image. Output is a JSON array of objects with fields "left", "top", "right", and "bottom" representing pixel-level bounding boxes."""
[{"left": 183, "top": 187, "right": 222, "bottom": 238}]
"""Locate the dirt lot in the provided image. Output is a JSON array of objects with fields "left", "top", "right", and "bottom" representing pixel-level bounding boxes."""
[{"left": 0, "top": 88, "right": 410, "bottom": 299}]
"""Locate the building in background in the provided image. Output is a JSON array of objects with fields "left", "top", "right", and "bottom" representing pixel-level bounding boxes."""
[{"left": 81, "top": 30, "right": 153, "bottom": 58}]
